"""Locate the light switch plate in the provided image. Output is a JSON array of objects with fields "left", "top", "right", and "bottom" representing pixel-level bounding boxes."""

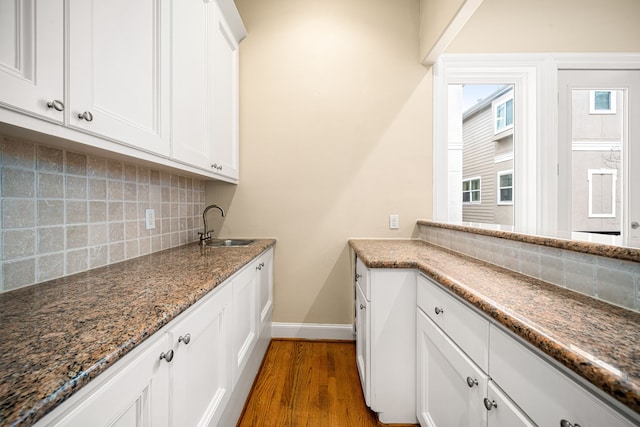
[
  {"left": 389, "top": 214, "right": 399, "bottom": 230},
  {"left": 145, "top": 208, "right": 156, "bottom": 230}
]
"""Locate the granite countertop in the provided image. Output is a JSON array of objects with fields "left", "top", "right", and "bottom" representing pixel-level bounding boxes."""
[
  {"left": 0, "top": 239, "right": 276, "bottom": 427},
  {"left": 349, "top": 238, "right": 640, "bottom": 417}
]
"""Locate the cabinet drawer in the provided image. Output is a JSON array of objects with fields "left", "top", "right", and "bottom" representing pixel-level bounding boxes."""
[
  {"left": 356, "top": 257, "right": 370, "bottom": 301},
  {"left": 490, "top": 325, "right": 636, "bottom": 427},
  {"left": 417, "top": 274, "right": 489, "bottom": 371}
]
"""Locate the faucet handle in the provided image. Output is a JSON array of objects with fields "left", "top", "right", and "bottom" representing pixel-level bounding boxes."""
[{"left": 198, "top": 231, "right": 212, "bottom": 242}]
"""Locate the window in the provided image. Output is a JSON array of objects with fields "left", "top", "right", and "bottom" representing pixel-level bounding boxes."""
[
  {"left": 497, "top": 170, "right": 513, "bottom": 205},
  {"left": 589, "top": 90, "right": 616, "bottom": 114},
  {"left": 462, "top": 177, "right": 481, "bottom": 203},
  {"left": 493, "top": 91, "right": 514, "bottom": 134}
]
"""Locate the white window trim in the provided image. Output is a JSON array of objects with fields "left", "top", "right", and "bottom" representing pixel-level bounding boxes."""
[
  {"left": 493, "top": 91, "right": 514, "bottom": 134},
  {"left": 497, "top": 170, "right": 514, "bottom": 206},
  {"left": 462, "top": 176, "right": 481, "bottom": 204},
  {"left": 433, "top": 55, "right": 539, "bottom": 234},
  {"left": 589, "top": 89, "right": 616, "bottom": 114},
  {"left": 588, "top": 168, "right": 617, "bottom": 218},
  {"left": 433, "top": 52, "right": 640, "bottom": 239}
]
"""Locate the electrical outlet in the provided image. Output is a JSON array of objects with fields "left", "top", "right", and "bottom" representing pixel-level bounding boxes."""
[
  {"left": 145, "top": 208, "right": 156, "bottom": 230},
  {"left": 389, "top": 214, "right": 399, "bottom": 230}
]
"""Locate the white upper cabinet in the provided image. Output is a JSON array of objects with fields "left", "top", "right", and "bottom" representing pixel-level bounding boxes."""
[
  {"left": 211, "top": 3, "right": 240, "bottom": 181},
  {"left": 0, "top": 0, "right": 64, "bottom": 122},
  {"left": 0, "top": 0, "right": 245, "bottom": 181},
  {"left": 67, "top": 0, "right": 171, "bottom": 156},
  {"left": 171, "top": 0, "right": 243, "bottom": 182},
  {"left": 171, "top": 0, "right": 214, "bottom": 170}
]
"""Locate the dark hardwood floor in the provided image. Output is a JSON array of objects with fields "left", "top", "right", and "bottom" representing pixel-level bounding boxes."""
[{"left": 237, "top": 339, "right": 418, "bottom": 427}]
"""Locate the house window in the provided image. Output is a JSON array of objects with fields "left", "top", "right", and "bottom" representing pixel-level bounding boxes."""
[
  {"left": 588, "top": 169, "right": 617, "bottom": 218},
  {"left": 589, "top": 90, "right": 616, "bottom": 114},
  {"left": 497, "top": 170, "right": 513, "bottom": 205},
  {"left": 493, "top": 92, "right": 514, "bottom": 134},
  {"left": 462, "top": 177, "right": 481, "bottom": 203}
]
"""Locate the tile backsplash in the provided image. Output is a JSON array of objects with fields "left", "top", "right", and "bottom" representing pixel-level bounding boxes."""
[
  {"left": 1, "top": 137, "right": 206, "bottom": 292},
  {"left": 417, "top": 222, "right": 640, "bottom": 312}
]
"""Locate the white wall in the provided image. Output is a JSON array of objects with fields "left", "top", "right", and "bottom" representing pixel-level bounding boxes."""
[{"left": 207, "top": 0, "right": 432, "bottom": 325}]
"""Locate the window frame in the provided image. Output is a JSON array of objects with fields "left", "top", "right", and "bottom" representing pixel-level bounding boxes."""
[
  {"left": 462, "top": 177, "right": 482, "bottom": 204},
  {"left": 497, "top": 170, "right": 514, "bottom": 205}
]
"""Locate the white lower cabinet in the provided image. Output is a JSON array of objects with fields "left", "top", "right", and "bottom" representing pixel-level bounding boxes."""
[
  {"left": 50, "top": 335, "right": 172, "bottom": 427},
  {"left": 490, "top": 325, "right": 636, "bottom": 427},
  {"left": 486, "top": 381, "right": 535, "bottom": 427},
  {"left": 231, "top": 260, "right": 259, "bottom": 389},
  {"left": 36, "top": 248, "right": 274, "bottom": 427},
  {"left": 416, "top": 273, "right": 637, "bottom": 427},
  {"left": 257, "top": 248, "right": 274, "bottom": 332},
  {"left": 354, "top": 258, "right": 417, "bottom": 424},
  {"left": 170, "top": 284, "right": 233, "bottom": 427},
  {"left": 417, "top": 309, "right": 488, "bottom": 427}
]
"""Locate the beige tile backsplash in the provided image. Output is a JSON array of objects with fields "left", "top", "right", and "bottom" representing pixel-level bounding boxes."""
[{"left": 1, "top": 137, "right": 206, "bottom": 292}]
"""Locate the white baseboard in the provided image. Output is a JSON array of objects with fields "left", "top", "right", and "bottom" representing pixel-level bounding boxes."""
[{"left": 271, "top": 322, "right": 355, "bottom": 341}]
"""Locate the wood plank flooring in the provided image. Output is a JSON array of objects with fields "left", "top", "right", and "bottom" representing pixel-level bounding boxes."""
[{"left": 237, "top": 339, "right": 418, "bottom": 427}]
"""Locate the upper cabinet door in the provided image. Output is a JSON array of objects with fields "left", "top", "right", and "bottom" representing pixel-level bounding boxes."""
[
  {"left": 67, "top": 0, "right": 171, "bottom": 156},
  {"left": 172, "top": 0, "right": 242, "bottom": 182},
  {"left": 171, "top": 0, "right": 214, "bottom": 171},
  {"left": 0, "top": 0, "right": 64, "bottom": 122},
  {"left": 211, "top": 2, "right": 240, "bottom": 180}
]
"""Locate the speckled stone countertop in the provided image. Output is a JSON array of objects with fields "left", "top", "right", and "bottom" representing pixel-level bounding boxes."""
[
  {"left": 0, "top": 239, "right": 275, "bottom": 427},
  {"left": 349, "top": 238, "right": 640, "bottom": 417}
]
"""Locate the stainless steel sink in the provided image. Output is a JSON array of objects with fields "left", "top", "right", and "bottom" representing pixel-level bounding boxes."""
[{"left": 205, "top": 239, "right": 256, "bottom": 247}]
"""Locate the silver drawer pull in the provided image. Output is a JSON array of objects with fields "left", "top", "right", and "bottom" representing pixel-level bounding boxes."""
[
  {"left": 178, "top": 333, "right": 191, "bottom": 345},
  {"left": 47, "top": 100, "right": 64, "bottom": 111},
  {"left": 560, "top": 420, "right": 581, "bottom": 427},
  {"left": 434, "top": 306, "right": 444, "bottom": 315},
  {"left": 78, "top": 111, "right": 94, "bottom": 122},
  {"left": 483, "top": 398, "right": 497, "bottom": 411},
  {"left": 159, "top": 349, "right": 174, "bottom": 363},
  {"left": 466, "top": 376, "right": 478, "bottom": 388}
]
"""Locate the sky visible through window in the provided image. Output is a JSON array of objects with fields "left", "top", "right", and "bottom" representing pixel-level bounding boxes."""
[{"left": 462, "top": 84, "right": 504, "bottom": 111}]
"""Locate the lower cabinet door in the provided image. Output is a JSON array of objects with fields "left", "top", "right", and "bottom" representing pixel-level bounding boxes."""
[
  {"left": 51, "top": 336, "right": 171, "bottom": 427},
  {"left": 417, "top": 309, "right": 488, "bottom": 427},
  {"left": 231, "top": 264, "right": 259, "bottom": 389},
  {"left": 490, "top": 325, "right": 637, "bottom": 427},
  {"left": 486, "top": 381, "right": 535, "bottom": 427},
  {"left": 355, "top": 281, "right": 370, "bottom": 407},
  {"left": 171, "top": 284, "right": 233, "bottom": 427}
]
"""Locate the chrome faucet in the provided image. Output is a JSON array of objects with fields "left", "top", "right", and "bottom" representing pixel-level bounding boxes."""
[{"left": 199, "top": 204, "right": 225, "bottom": 245}]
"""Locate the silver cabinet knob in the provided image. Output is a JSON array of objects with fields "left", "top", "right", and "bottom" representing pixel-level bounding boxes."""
[
  {"left": 434, "top": 307, "right": 444, "bottom": 315},
  {"left": 560, "top": 420, "right": 581, "bottom": 427},
  {"left": 159, "top": 349, "right": 174, "bottom": 363},
  {"left": 178, "top": 333, "right": 191, "bottom": 345},
  {"left": 47, "top": 100, "right": 64, "bottom": 111},
  {"left": 360, "top": 304, "right": 366, "bottom": 310},
  {"left": 632, "top": 221, "right": 639, "bottom": 229},
  {"left": 78, "top": 111, "right": 94, "bottom": 122},
  {"left": 211, "top": 163, "right": 223, "bottom": 171},
  {"left": 483, "top": 398, "right": 497, "bottom": 411},
  {"left": 466, "top": 377, "right": 478, "bottom": 388},
  {"left": 355, "top": 273, "right": 362, "bottom": 280}
]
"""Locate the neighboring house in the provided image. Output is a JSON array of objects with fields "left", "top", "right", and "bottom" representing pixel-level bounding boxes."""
[
  {"left": 461, "top": 85, "right": 514, "bottom": 226},
  {"left": 570, "top": 89, "right": 623, "bottom": 236}
]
